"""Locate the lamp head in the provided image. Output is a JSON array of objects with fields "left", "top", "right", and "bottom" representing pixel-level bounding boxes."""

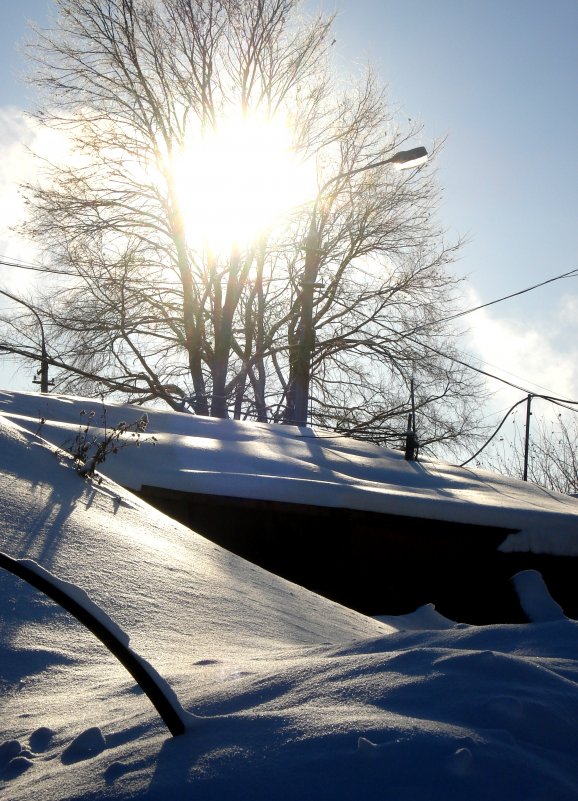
[{"left": 389, "top": 146, "right": 428, "bottom": 169}]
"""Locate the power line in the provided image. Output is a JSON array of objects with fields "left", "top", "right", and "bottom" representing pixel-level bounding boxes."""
[
  {"left": 0, "top": 257, "right": 76, "bottom": 278},
  {"left": 3, "top": 252, "right": 577, "bottom": 406},
  {"left": 455, "top": 352, "right": 576, "bottom": 402},
  {"left": 539, "top": 395, "right": 578, "bottom": 414},
  {"left": 440, "top": 267, "right": 578, "bottom": 326},
  {"left": 2, "top": 254, "right": 577, "bottom": 305},
  {"left": 407, "top": 335, "right": 532, "bottom": 394},
  {"left": 406, "top": 334, "right": 578, "bottom": 407},
  {"left": 459, "top": 397, "right": 529, "bottom": 467},
  {"left": 459, "top": 392, "right": 578, "bottom": 469}
]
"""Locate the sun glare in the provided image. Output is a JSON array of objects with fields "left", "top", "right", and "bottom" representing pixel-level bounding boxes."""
[{"left": 172, "top": 114, "right": 315, "bottom": 254}]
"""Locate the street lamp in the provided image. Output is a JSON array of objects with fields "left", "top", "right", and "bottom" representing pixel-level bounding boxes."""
[
  {"left": 286, "top": 146, "right": 428, "bottom": 426},
  {"left": 0, "top": 289, "right": 53, "bottom": 393}
]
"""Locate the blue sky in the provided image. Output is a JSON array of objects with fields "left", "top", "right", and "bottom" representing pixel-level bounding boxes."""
[
  {"left": 327, "top": 0, "right": 578, "bottom": 414},
  {"left": 1, "top": 0, "right": 577, "bottom": 419},
  {"left": 331, "top": 0, "right": 577, "bottom": 296}
]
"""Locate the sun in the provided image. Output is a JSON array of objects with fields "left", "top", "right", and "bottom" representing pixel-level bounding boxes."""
[{"left": 172, "top": 113, "right": 315, "bottom": 254}]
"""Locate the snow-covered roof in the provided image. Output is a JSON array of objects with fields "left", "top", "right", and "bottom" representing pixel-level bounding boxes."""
[{"left": 1, "top": 390, "right": 577, "bottom": 555}]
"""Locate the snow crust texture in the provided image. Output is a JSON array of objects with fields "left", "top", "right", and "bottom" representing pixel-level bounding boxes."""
[{"left": 1, "top": 394, "right": 578, "bottom": 800}]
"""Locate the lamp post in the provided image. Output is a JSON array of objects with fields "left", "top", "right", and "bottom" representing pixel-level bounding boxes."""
[
  {"left": 287, "top": 146, "right": 428, "bottom": 426},
  {"left": 0, "top": 289, "right": 52, "bottom": 393}
]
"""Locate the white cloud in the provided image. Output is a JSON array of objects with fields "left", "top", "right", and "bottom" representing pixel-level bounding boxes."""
[
  {"left": 464, "top": 295, "right": 578, "bottom": 423},
  {"left": 0, "top": 107, "right": 64, "bottom": 390},
  {"left": 0, "top": 104, "right": 77, "bottom": 294},
  {"left": 0, "top": 107, "right": 35, "bottom": 229},
  {"left": 558, "top": 292, "right": 578, "bottom": 331}
]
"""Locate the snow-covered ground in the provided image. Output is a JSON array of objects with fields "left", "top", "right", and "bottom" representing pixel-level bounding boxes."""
[{"left": 1, "top": 392, "right": 578, "bottom": 799}]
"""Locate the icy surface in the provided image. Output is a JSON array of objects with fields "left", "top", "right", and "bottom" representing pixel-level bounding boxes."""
[{"left": 1, "top": 396, "right": 578, "bottom": 799}]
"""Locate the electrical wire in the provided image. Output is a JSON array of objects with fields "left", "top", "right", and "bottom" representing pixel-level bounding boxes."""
[
  {"left": 438, "top": 267, "right": 578, "bottom": 326},
  {"left": 405, "top": 334, "right": 533, "bottom": 395},
  {"left": 459, "top": 392, "right": 578, "bottom": 467},
  {"left": 459, "top": 398, "right": 530, "bottom": 467},
  {"left": 0, "top": 257, "right": 76, "bottom": 278},
  {"left": 3, "top": 252, "right": 578, "bottom": 434},
  {"left": 3, "top": 251, "right": 576, "bottom": 406},
  {"left": 455, "top": 353, "right": 576, "bottom": 401},
  {"left": 2, "top": 255, "right": 577, "bottom": 310}
]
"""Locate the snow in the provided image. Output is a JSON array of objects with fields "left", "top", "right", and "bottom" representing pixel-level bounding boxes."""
[
  {"left": 11, "top": 557, "right": 131, "bottom": 647},
  {"left": 511, "top": 570, "right": 566, "bottom": 623},
  {"left": 2, "top": 555, "right": 198, "bottom": 734},
  {"left": 1, "top": 390, "right": 578, "bottom": 555},
  {"left": 1, "top": 392, "right": 578, "bottom": 799}
]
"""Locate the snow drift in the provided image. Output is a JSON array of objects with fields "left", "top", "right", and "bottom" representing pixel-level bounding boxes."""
[{"left": 1, "top": 396, "right": 578, "bottom": 799}]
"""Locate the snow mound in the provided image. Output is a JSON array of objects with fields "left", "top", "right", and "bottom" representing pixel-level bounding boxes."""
[{"left": 2, "top": 398, "right": 578, "bottom": 800}]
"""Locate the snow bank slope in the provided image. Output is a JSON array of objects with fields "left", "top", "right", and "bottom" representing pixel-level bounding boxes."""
[
  {"left": 1, "top": 407, "right": 578, "bottom": 800},
  {"left": 0, "top": 413, "right": 386, "bottom": 650}
]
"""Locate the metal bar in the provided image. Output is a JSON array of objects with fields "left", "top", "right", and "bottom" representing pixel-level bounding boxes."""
[{"left": 0, "top": 551, "right": 187, "bottom": 736}]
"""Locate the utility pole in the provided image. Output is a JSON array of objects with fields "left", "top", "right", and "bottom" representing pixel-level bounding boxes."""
[
  {"left": 32, "top": 342, "right": 51, "bottom": 393},
  {"left": 404, "top": 378, "right": 419, "bottom": 461},
  {"left": 523, "top": 393, "right": 533, "bottom": 481},
  {"left": 0, "top": 288, "right": 53, "bottom": 393}
]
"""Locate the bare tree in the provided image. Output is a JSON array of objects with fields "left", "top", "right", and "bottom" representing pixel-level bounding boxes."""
[{"left": 6, "top": 0, "right": 486, "bottom": 451}]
